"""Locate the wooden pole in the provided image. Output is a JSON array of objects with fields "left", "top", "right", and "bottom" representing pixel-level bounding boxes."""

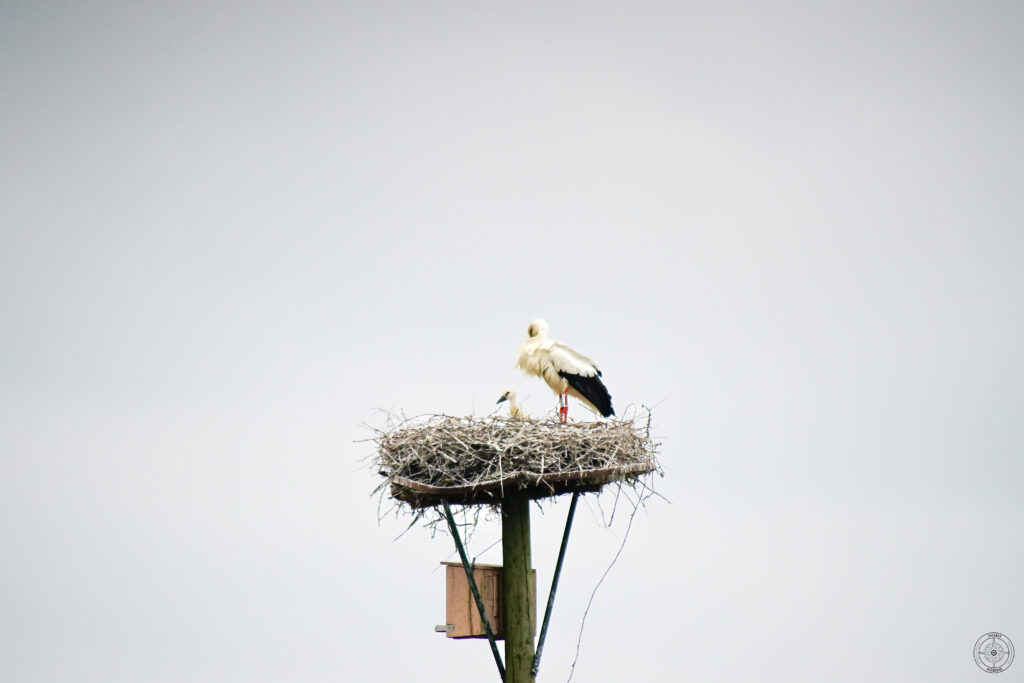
[{"left": 502, "top": 491, "right": 534, "bottom": 683}]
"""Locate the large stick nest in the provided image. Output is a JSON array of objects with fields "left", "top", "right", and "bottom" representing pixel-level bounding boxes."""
[{"left": 372, "top": 410, "right": 661, "bottom": 509}]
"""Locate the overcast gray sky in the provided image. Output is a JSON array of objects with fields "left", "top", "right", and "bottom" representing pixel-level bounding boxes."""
[{"left": 2, "top": 1, "right": 1022, "bottom": 681}]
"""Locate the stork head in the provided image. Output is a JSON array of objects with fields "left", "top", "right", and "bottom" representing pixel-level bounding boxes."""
[
  {"left": 526, "top": 318, "right": 549, "bottom": 339},
  {"left": 496, "top": 388, "right": 517, "bottom": 405}
]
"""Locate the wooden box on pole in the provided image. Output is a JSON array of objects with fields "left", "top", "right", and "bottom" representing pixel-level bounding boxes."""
[{"left": 442, "top": 562, "right": 536, "bottom": 639}]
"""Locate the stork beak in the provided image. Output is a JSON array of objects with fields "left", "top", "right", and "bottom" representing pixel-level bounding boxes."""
[{"left": 496, "top": 395, "right": 508, "bottom": 405}]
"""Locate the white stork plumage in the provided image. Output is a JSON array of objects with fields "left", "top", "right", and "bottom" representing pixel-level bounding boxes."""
[
  {"left": 496, "top": 388, "right": 523, "bottom": 419},
  {"left": 515, "top": 319, "right": 614, "bottom": 422}
]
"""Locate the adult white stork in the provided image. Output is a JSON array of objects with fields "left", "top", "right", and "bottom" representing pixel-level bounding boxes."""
[
  {"left": 496, "top": 388, "right": 524, "bottom": 419},
  {"left": 515, "top": 319, "right": 614, "bottom": 422}
]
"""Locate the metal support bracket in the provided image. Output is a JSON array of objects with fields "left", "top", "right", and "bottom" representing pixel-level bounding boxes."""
[
  {"left": 443, "top": 502, "right": 506, "bottom": 681},
  {"left": 531, "top": 491, "right": 580, "bottom": 677}
]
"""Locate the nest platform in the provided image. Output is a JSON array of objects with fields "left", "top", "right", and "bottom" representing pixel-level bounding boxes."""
[{"left": 374, "top": 414, "right": 660, "bottom": 509}]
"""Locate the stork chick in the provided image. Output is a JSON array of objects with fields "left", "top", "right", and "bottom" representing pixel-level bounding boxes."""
[
  {"left": 515, "top": 319, "right": 614, "bottom": 422},
  {"left": 496, "top": 388, "right": 524, "bottom": 419}
]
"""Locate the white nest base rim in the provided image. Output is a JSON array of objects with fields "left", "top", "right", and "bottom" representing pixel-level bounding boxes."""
[{"left": 389, "top": 461, "right": 656, "bottom": 508}]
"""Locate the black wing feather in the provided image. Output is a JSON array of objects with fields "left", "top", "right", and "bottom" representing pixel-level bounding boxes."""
[{"left": 558, "top": 370, "right": 615, "bottom": 417}]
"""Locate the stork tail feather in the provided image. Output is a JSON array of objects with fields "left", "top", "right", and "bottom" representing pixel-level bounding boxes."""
[{"left": 558, "top": 370, "right": 615, "bottom": 417}]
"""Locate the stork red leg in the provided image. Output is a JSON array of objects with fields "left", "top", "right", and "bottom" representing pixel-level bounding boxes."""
[{"left": 559, "top": 389, "right": 568, "bottom": 423}]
